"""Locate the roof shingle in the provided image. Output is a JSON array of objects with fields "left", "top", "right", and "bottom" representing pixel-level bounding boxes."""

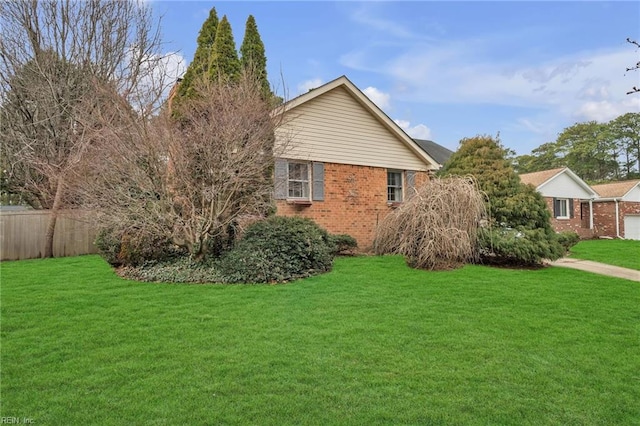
[
  {"left": 519, "top": 168, "right": 567, "bottom": 187},
  {"left": 591, "top": 180, "right": 640, "bottom": 198}
]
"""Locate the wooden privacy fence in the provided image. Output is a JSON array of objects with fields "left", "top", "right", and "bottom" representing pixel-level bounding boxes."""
[{"left": 0, "top": 210, "right": 98, "bottom": 261}]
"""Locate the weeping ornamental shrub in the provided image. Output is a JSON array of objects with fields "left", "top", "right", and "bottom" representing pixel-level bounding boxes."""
[
  {"left": 374, "top": 177, "right": 486, "bottom": 270},
  {"left": 219, "top": 216, "right": 335, "bottom": 283},
  {"left": 439, "top": 135, "right": 565, "bottom": 266}
]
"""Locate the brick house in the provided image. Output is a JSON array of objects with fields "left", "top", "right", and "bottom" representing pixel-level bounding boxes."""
[
  {"left": 520, "top": 168, "right": 598, "bottom": 239},
  {"left": 589, "top": 180, "right": 640, "bottom": 240},
  {"left": 272, "top": 76, "right": 440, "bottom": 249}
]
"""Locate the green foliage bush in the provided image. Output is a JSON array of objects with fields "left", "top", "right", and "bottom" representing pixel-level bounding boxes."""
[
  {"left": 218, "top": 216, "right": 334, "bottom": 283},
  {"left": 118, "top": 257, "right": 222, "bottom": 283},
  {"left": 440, "top": 135, "right": 565, "bottom": 266},
  {"left": 94, "top": 229, "right": 122, "bottom": 266},
  {"left": 95, "top": 228, "right": 186, "bottom": 267},
  {"left": 478, "top": 227, "right": 565, "bottom": 266},
  {"left": 329, "top": 234, "right": 358, "bottom": 255},
  {"left": 557, "top": 231, "right": 581, "bottom": 252}
]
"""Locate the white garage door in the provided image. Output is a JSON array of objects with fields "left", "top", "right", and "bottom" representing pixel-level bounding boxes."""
[{"left": 624, "top": 215, "right": 640, "bottom": 240}]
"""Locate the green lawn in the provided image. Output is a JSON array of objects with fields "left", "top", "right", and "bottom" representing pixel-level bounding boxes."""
[
  {"left": 1, "top": 255, "right": 639, "bottom": 425},
  {"left": 569, "top": 239, "right": 640, "bottom": 270}
]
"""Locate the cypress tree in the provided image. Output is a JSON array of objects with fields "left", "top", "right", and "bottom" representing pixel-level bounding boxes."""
[
  {"left": 177, "top": 7, "right": 219, "bottom": 98},
  {"left": 240, "top": 15, "right": 270, "bottom": 98},
  {"left": 209, "top": 15, "right": 241, "bottom": 82}
]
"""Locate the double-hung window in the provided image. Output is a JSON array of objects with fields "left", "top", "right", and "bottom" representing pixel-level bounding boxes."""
[
  {"left": 287, "top": 162, "right": 310, "bottom": 199},
  {"left": 554, "top": 198, "right": 571, "bottom": 219},
  {"left": 387, "top": 171, "right": 403, "bottom": 202},
  {"left": 274, "top": 159, "right": 324, "bottom": 202}
]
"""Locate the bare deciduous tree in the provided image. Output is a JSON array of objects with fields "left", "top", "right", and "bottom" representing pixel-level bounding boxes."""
[
  {"left": 78, "top": 73, "right": 289, "bottom": 262},
  {"left": 0, "top": 0, "right": 168, "bottom": 257},
  {"left": 626, "top": 38, "right": 640, "bottom": 95}
]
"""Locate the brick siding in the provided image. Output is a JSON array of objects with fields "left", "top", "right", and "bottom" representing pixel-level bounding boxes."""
[
  {"left": 544, "top": 197, "right": 594, "bottom": 238},
  {"left": 276, "top": 162, "right": 429, "bottom": 250},
  {"left": 590, "top": 200, "right": 640, "bottom": 238}
]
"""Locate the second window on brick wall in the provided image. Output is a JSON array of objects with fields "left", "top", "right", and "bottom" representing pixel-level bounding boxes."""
[{"left": 387, "top": 171, "right": 403, "bottom": 202}]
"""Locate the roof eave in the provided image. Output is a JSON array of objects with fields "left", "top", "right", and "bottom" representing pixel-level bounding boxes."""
[{"left": 538, "top": 168, "right": 599, "bottom": 197}]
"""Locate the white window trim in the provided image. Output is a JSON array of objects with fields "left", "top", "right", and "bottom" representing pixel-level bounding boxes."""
[
  {"left": 287, "top": 161, "right": 311, "bottom": 200},
  {"left": 387, "top": 170, "right": 404, "bottom": 203},
  {"left": 556, "top": 198, "right": 570, "bottom": 219}
]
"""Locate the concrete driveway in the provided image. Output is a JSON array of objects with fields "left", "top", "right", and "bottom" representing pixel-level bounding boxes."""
[{"left": 550, "top": 258, "right": 640, "bottom": 282}]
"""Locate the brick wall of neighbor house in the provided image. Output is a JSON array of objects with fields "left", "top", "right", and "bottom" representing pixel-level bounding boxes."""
[
  {"left": 591, "top": 202, "right": 619, "bottom": 238},
  {"left": 545, "top": 197, "right": 593, "bottom": 238},
  {"left": 590, "top": 201, "right": 640, "bottom": 238},
  {"left": 276, "top": 162, "right": 429, "bottom": 250}
]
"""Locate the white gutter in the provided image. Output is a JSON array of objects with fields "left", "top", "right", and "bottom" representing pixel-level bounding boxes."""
[
  {"left": 615, "top": 199, "right": 621, "bottom": 239},
  {"left": 589, "top": 196, "right": 624, "bottom": 238},
  {"left": 589, "top": 198, "right": 594, "bottom": 230}
]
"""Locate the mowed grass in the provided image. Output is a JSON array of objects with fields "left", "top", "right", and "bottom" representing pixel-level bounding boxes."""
[
  {"left": 569, "top": 239, "right": 640, "bottom": 270},
  {"left": 1, "top": 255, "right": 639, "bottom": 425}
]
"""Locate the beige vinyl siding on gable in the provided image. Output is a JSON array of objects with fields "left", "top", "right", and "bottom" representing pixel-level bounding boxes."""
[{"left": 276, "top": 86, "right": 429, "bottom": 171}]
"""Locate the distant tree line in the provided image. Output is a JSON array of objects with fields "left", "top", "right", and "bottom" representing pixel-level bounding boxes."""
[{"left": 515, "top": 112, "right": 640, "bottom": 182}]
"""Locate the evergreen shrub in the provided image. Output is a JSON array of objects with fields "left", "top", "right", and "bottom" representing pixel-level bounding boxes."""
[
  {"left": 557, "top": 231, "right": 581, "bottom": 252},
  {"left": 219, "top": 216, "right": 334, "bottom": 283},
  {"left": 95, "top": 228, "right": 185, "bottom": 267},
  {"left": 440, "top": 135, "right": 565, "bottom": 266},
  {"left": 329, "top": 234, "right": 358, "bottom": 255}
]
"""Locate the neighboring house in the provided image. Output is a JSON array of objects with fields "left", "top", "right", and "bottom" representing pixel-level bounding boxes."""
[
  {"left": 520, "top": 167, "right": 598, "bottom": 238},
  {"left": 413, "top": 139, "right": 454, "bottom": 167},
  {"left": 590, "top": 180, "right": 640, "bottom": 240},
  {"left": 273, "top": 75, "right": 440, "bottom": 249}
]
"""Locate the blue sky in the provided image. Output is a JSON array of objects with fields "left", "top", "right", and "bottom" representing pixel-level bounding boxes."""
[{"left": 151, "top": 1, "right": 640, "bottom": 155}]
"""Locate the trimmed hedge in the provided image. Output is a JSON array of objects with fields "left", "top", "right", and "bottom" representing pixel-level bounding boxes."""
[{"left": 218, "top": 216, "right": 335, "bottom": 283}]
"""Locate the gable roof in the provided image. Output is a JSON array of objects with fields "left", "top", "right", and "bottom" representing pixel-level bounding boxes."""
[
  {"left": 591, "top": 180, "right": 640, "bottom": 198},
  {"left": 278, "top": 76, "right": 439, "bottom": 170},
  {"left": 413, "top": 139, "right": 454, "bottom": 166},
  {"left": 519, "top": 167, "right": 598, "bottom": 198},
  {"left": 519, "top": 168, "right": 567, "bottom": 187}
]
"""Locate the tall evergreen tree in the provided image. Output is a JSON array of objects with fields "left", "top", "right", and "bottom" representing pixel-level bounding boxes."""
[
  {"left": 609, "top": 112, "right": 640, "bottom": 178},
  {"left": 177, "top": 7, "right": 218, "bottom": 98},
  {"left": 557, "top": 121, "right": 618, "bottom": 182},
  {"left": 209, "top": 15, "right": 241, "bottom": 82},
  {"left": 513, "top": 142, "right": 562, "bottom": 174},
  {"left": 240, "top": 15, "right": 270, "bottom": 98},
  {"left": 440, "top": 135, "right": 564, "bottom": 265}
]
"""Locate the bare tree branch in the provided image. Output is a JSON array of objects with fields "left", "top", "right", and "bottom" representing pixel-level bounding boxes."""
[
  {"left": 626, "top": 38, "right": 640, "bottom": 95},
  {"left": 0, "top": 0, "right": 167, "bottom": 257},
  {"left": 77, "top": 72, "right": 292, "bottom": 261}
]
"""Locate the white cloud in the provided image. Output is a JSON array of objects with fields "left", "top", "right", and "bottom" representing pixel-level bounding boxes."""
[
  {"left": 394, "top": 119, "right": 432, "bottom": 139},
  {"left": 575, "top": 97, "right": 640, "bottom": 122},
  {"left": 515, "top": 118, "right": 547, "bottom": 135},
  {"left": 153, "top": 51, "right": 186, "bottom": 101},
  {"left": 126, "top": 50, "right": 186, "bottom": 113},
  {"left": 165, "top": 52, "right": 187, "bottom": 81},
  {"left": 348, "top": 3, "right": 413, "bottom": 39},
  {"left": 344, "top": 39, "right": 639, "bottom": 139},
  {"left": 297, "top": 78, "right": 323, "bottom": 94},
  {"left": 363, "top": 86, "right": 391, "bottom": 110}
]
